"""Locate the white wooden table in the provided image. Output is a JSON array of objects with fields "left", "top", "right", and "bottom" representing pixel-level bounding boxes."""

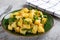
[{"left": 0, "top": 0, "right": 60, "bottom": 40}]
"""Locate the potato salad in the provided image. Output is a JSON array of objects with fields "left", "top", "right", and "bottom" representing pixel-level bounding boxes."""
[{"left": 8, "top": 8, "right": 47, "bottom": 35}]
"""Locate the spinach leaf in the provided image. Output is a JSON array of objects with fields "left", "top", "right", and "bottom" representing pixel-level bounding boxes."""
[
  {"left": 2, "top": 19, "right": 9, "bottom": 29},
  {"left": 9, "top": 15, "right": 17, "bottom": 24}
]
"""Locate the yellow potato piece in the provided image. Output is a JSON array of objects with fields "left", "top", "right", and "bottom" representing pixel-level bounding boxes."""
[
  {"left": 39, "top": 23, "right": 44, "bottom": 27},
  {"left": 21, "top": 8, "right": 29, "bottom": 13},
  {"left": 34, "top": 20, "right": 40, "bottom": 25},
  {"left": 32, "top": 25, "right": 38, "bottom": 34},
  {"left": 11, "top": 22, "right": 17, "bottom": 29},
  {"left": 20, "top": 28, "right": 27, "bottom": 35},
  {"left": 22, "top": 13, "right": 29, "bottom": 18},
  {"left": 29, "top": 13, "right": 34, "bottom": 19},
  {"left": 42, "top": 18, "right": 47, "bottom": 24},
  {"left": 15, "top": 16, "right": 21, "bottom": 19},
  {"left": 36, "top": 11, "right": 41, "bottom": 16},
  {"left": 17, "top": 22, "right": 21, "bottom": 27},
  {"left": 24, "top": 13, "right": 29, "bottom": 18},
  {"left": 22, "top": 24, "right": 31, "bottom": 29},
  {"left": 8, "top": 25, "right": 13, "bottom": 30},
  {"left": 29, "top": 9, "right": 35, "bottom": 19},
  {"left": 38, "top": 26, "right": 45, "bottom": 33},
  {"left": 15, "top": 27, "right": 20, "bottom": 33}
]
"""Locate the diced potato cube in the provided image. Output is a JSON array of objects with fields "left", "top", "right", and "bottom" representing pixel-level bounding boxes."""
[
  {"left": 34, "top": 20, "right": 40, "bottom": 25},
  {"left": 29, "top": 9, "right": 35, "bottom": 19},
  {"left": 38, "top": 25, "right": 45, "bottom": 33},
  {"left": 23, "top": 24, "right": 31, "bottom": 29},
  {"left": 22, "top": 13, "right": 29, "bottom": 18},
  {"left": 11, "top": 22, "right": 17, "bottom": 28},
  {"left": 8, "top": 25, "right": 13, "bottom": 30},
  {"left": 25, "top": 13, "right": 29, "bottom": 18},
  {"left": 15, "top": 27, "right": 20, "bottom": 33},
  {"left": 29, "top": 13, "right": 34, "bottom": 19},
  {"left": 37, "top": 11, "right": 41, "bottom": 16},
  {"left": 42, "top": 18, "right": 47, "bottom": 24},
  {"left": 32, "top": 25, "right": 38, "bottom": 34},
  {"left": 39, "top": 23, "right": 44, "bottom": 27},
  {"left": 20, "top": 28, "right": 27, "bottom": 35},
  {"left": 18, "top": 22, "right": 21, "bottom": 27},
  {"left": 21, "top": 8, "right": 29, "bottom": 13},
  {"left": 15, "top": 16, "right": 21, "bottom": 19}
]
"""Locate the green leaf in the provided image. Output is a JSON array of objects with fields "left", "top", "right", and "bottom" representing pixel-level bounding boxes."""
[
  {"left": 9, "top": 15, "right": 17, "bottom": 24},
  {"left": 2, "top": 19, "right": 9, "bottom": 29}
]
